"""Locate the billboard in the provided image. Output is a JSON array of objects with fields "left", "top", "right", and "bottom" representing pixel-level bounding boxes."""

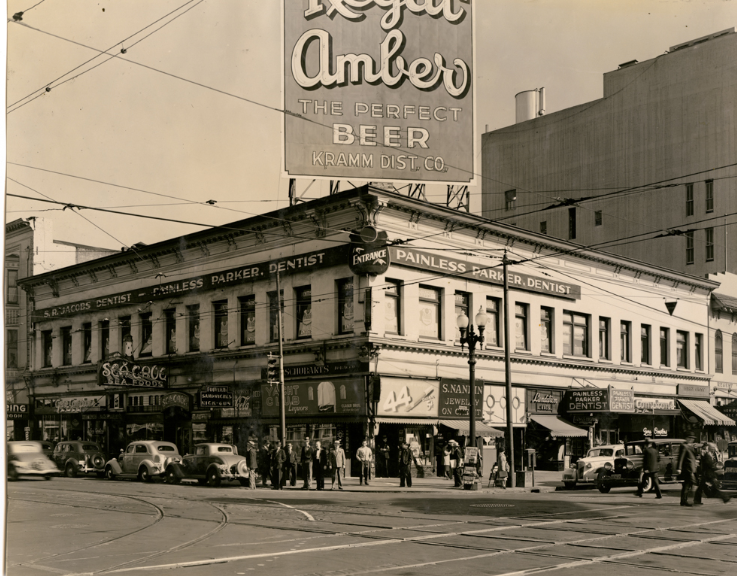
[{"left": 283, "top": 0, "right": 475, "bottom": 184}]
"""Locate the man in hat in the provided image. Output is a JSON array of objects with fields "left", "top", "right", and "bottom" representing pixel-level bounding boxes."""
[
  {"left": 333, "top": 439, "right": 346, "bottom": 490},
  {"left": 694, "top": 442, "right": 731, "bottom": 505},
  {"left": 247, "top": 440, "right": 258, "bottom": 489},
  {"left": 313, "top": 441, "right": 326, "bottom": 490},
  {"left": 301, "top": 437, "right": 313, "bottom": 490},
  {"left": 283, "top": 442, "right": 299, "bottom": 487},
  {"left": 258, "top": 442, "right": 271, "bottom": 487},
  {"left": 635, "top": 438, "right": 662, "bottom": 499},
  {"left": 676, "top": 435, "right": 698, "bottom": 506},
  {"left": 398, "top": 441, "right": 416, "bottom": 488},
  {"left": 356, "top": 440, "right": 373, "bottom": 485},
  {"left": 377, "top": 435, "right": 391, "bottom": 478},
  {"left": 271, "top": 441, "right": 286, "bottom": 490},
  {"left": 448, "top": 440, "right": 463, "bottom": 487}
]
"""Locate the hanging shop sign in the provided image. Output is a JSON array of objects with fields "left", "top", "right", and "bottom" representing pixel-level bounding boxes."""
[
  {"left": 526, "top": 389, "right": 563, "bottom": 415},
  {"left": 349, "top": 228, "right": 391, "bottom": 276},
  {"left": 98, "top": 358, "right": 168, "bottom": 389},
  {"left": 192, "top": 411, "right": 210, "bottom": 422},
  {"left": 482, "top": 385, "right": 526, "bottom": 425},
  {"left": 35, "top": 396, "right": 107, "bottom": 415},
  {"left": 633, "top": 397, "right": 677, "bottom": 414},
  {"left": 33, "top": 245, "right": 351, "bottom": 321},
  {"left": 438, "top": 378, "right": 483, "bottom": 419},
  {"left": 389, "top": 247, "right": 581, "bottom": 299},
  {"left": 260, "top": 359, "right": 369, "bottom": 381},
  {"left": 283, "top": 0, "right": 475, "bottom": 184},
  {"left": 7, "top": 404, "right": 29, "bottom": 420},
  {"left": 262, "top": 378, "right": 365, "bottom": 417},
  {"left": 678, "top": 384, "right": 710, "bottom": 398},
  {"left": 563, "top": 387, "right": 635, "bottom": 413},
  {"left": 377, "top": 378, "right": 438, "bottom": 418},
  {"left": 162, "top": 392, "right": 190, "bottom": 412},
  {"left": 200, "top": 386, "right": 233, "bottom": 408}
]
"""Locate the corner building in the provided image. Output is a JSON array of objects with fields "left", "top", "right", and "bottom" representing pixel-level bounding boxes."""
[{"left": 19, "top": 186, "right": 729, "bottom": 475}]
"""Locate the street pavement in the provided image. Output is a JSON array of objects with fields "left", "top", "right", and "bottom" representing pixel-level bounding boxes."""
[{"left": 6, "top": 473, "right": 737, "bottom": 576}]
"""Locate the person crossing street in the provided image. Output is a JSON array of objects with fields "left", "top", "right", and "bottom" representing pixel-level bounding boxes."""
[
  {"left": 357, "top": 440, "right": 372, "bottom": 486},
  {"left": 636, "top": 438, "right": 662, "bottom": 499},
  {"left": 676, "top": 435, "right": 697, "bottom": 506}
]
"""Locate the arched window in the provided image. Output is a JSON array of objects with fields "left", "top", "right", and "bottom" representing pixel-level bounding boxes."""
[
  {"left": 715, "top": 331, "right": 723, "bottom": 373},
  {"left": 733, "top": 333, "right": 737, "bottom": 375}
]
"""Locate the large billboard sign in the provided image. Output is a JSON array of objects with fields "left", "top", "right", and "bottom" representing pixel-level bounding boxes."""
[{"left": 283, "top": 0, "right": 475, "bottom": 184}]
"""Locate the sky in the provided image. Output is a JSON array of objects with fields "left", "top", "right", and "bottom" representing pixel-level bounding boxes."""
[{"left": 4, "top": 0, "right": 737, "bottom": 251}]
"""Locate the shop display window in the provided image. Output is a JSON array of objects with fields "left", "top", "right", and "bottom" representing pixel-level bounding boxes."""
[
  {"left": 193, "top": 423, "right": 207, "bottom": 443},
  {"left": 239, "top": 295, "right": 256, "bottom": 345},
  {"left": 337, "top": 279, "right": 355, "bottom": 334},
  {"left": 125, "top": 422, "right": 163, "bottom": 441}
]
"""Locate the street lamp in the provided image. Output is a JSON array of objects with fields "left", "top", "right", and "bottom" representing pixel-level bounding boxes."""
[{"left": 457, "top": 306, "right": 488, "bottom": 449}]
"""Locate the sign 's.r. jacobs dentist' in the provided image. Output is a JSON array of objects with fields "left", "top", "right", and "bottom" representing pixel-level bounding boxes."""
[{"left": 283, "top": 0, "right": 475, "bottom": 184}]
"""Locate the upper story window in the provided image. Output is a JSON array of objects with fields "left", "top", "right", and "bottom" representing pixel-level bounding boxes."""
[
  {"left": 100, "top": 320, "right": 110, "bottom": 360},
  {"left": 418, "top": 286, "right": 441, "bottom": 339},
  {"left": 660, "top": 327, "right": 669, "bottom": 367},
  {"left": 187, "top": 305, "right": 200, "bottom": 352},
  {"left": 454, "top": 291, "right": 470, "bottom": 340},
  {"left": 296, "top": 286, "right": 312, "bottom": 339},
  {"left": 620, "top": 321, "right": 631, "bottom": 362},
  {"left": 7, "top": 329, "right": 18, "bottom": 369},
  {"left": 164, "top": 309, "right": 177, "bottom": 354},
  {"left": 563, "top": 311, "right": 588, "bottom": 357},
  {"left": 120, "top": 316, "right": 132, "bottom": 356},
  {"left": 695, "top": 333, "right": 703, "bottom": 371},
  {"left": 269, "top": 291, "right": 284, "bottom": 343},
  {"left": 686, "top": 183, "right": 694, "bottom": 216},
  {"left": 337, "top": 279, "right": 354, "bottom": 335},
  {"left": 640, "top": 325, "right": 651, "bottom": 364},
  {"left": 60, "top": 327, "right": 72, "bottom": 366},
  {"left": 539, "top": 221, "right": 547, "bottom": 235},
  {"left": 686, "top": 231, "right": 694, "bottom": 265},
  {"left": 568, "top": 207, "right": 576, "bottom": 240},
  {"left": 42, "top": 330, "right": 53, "bottom": 368},
  {"left": 594, "top": 211, "right": 603, "bottom": 226},
  {"left": 239, "top": 296, "right": 256, "bottom": 346},
  {"left": 385, "top": 280, "right": 401, "bottom": 335},
  {"left": 715, "top": 330, "right": 723, "bottom": 373},
  {"left": 540, "top": 307, "right": 553, "bottom": 354},
  {"left": 676, "top": 330, "right": 689, "bottom": 368},
  {"left": 140, "top": 313, "right": 153, "bottom": 356},
  {"left": 705, "top": 180, "right": 714, "bottom": 212},
  {"left": 83, "top": 323, "right": 92, "bottom": 363},
  {"left": 6, "top": 269, "right": 18, "bottom": 304},
  {"left": 515, "top": 303, "right": 529, "bottom": 351},
  {"left": 213, "top": 300, "right": 229, "bottom": 348},
  {"left": 504, "top": 189, "right": 517, "bottom": 211},
  {"left": 706, "top": 228, "right": 714, "bottom": 262},
  {"left": 485, "top": 297, "right": 500, "bottom": 347},
  {"left": 599, "top": 318, "right": 610, "bottom": 360}
]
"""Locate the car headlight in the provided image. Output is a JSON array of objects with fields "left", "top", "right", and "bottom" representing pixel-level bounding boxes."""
[
  {"left": 604, "top": 462, "right": 612, "bottom": 470},
  {"left": 626, "top": 461, "right": 634, "bottom": 470},
  {"left": 585, "top": 463, "right": 592, "bottom": 470}
]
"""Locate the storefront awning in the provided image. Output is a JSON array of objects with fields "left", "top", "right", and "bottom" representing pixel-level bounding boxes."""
[
  {"left": 529, "top": 415, "right": 588, "bottom": 438},
  {"left": 374, "top": 417, "right": 438, "bottom": 425},
  {"left": 678, "top": 399, "right": 736, "bottom": 426},
  {"left": 438, "top": 420, "right": 503, "bottom": 436}
]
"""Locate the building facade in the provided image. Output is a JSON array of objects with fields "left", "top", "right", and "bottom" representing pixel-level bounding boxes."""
[{"left": 17, "top": 187, "right": 729, "bottom": 475}]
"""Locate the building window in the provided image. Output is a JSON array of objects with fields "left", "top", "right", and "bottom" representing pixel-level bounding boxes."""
[
  {"left": 83, "top": 323, "right": 92, "bottom": 363},
  {"left": 660, "top": 327, "right": 669, "bottom": 367},
  {"left": 385, "top": 280, "right": 401, "bottom": 335},
  {"left": 504, "top": 189, "right": 517, "bottom": 211},
  {"left": 214, "top": 300, "right": 229, "bottom": 348},
  {"left": 595, "top": 211, "right": 602, "bottom": 226},
  {"left": 599, "top": 317, "right": 610, "bottom": 360},
  {"left": 120, "top": 316, "right": 132, "bottom": 356},
  {"left": 239, "top": 296, "right": 255, "bottom": 346},
  {"left": 140, "top": 313, "right": 153, "bottom": 356},
  {"left": 7, "top": 269, "right": 18, "bottom": 304},
  {"left": 100, "top": 320, "right": 110, "bottom": 360},
  {"left": 563, "top": 311, "right": 588, "bottom": 357},
  {"left": 686, "top": 183, "right": 694, "bottom": 216},
  {"left": 418, "top": 286, "right": 441, "bottom": 339},
  {"left": 539, "top": 221, "right": 547, "bottom": 235},
  {"left": 515, "top": 303, "right": 529, "bottom": 351},
  {"left": 568, "top": 207, "right": 576, "bottom": 240},
  {"left": 337, "top": 279, "right": 355, "bottom": 335},
  {"left": 7, "top": 329, "right": 18, "bottom": 369},
  {"left": 733, "top": 334, "right": 737, "bottom": 375},
  {"left": 269, "top": 291, "right": 284, "bottom": 343},
  {"left": 706, "top": 228, "right": 714, "bottom": 261},
  {"left": 60, "top": 327, "right": 72, "bottom": 366},
  {"left": 715, "top": 330, "right": 723, "bottom": 373},
  {"left": 164, "top": 309, "right": 177, "bottom": 354},
  {"left": 296, "top": 286, "right": 312, "bottom": 339},
  {"left": 677, "top": 330, "right": 688, "bottom": 368},
  {"left": 187, "top": 305, "right": 200, "bottom": 352},
  {"left": 705, "top": 180, "right": 713, "bottom": 212},
  {"left": 695, "top": 333, "right": 703, "bottom": 371},
  {"left": 540, "top": 307, "right": 553, "bottom": 353},
  {"left": 485, "top": 297, "right": 500, "bottom": 347},
  {"left": 686, "top": 231, "right": 694, "bottom": 265},
  {"left": 42, "top": 330, "right": 52, "bottom": 367},
  {"left": 454, "top": 291, "right": 470, "bottom": 340},
  {"left": 620, "top": 321, "right": 631, "bottom": 362},
  {"left": 641, "top": 325, "right": 651, "bottom": 364}
]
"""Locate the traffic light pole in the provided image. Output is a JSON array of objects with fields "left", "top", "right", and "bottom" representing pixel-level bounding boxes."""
[{"left": 276, "top": 270, "right": 286, "bottom": 446}]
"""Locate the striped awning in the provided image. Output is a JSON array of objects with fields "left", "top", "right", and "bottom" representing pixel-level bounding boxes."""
[
  {"left": 529, "top": 415, "right": 588, "bottom": 438},
  {"left": 374, "top": 417, "right": 438, "bottom": 426},
  {"left": 438, "top": 420, "right": 503, "bottom": 436},
  {"left": 679, "top": 399, "right": 736, "bottom": 426}
]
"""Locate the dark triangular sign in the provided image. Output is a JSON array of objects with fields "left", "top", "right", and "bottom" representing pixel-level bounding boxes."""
[{"left": 665, "top": 301, "right": 677, "bottom": 315}]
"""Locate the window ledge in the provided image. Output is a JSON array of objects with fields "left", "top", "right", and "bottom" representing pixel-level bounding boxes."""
[
  {"left": 620, "top": 361, "right": 633, "bottom": 366},
  {"left": 333, "top": 333, "right": 357, "bottom": 340},
  {"left": 540, "top": 352, "right": 556, "bottom": 358},
  {"left": 385, "top": 333, "right": 408, "bottom": 340},
  {"left": 515, "top": 349, "right": 532, "bottom": 355},
  {"left": 659, "top": 365, "right": 670, "bottom": 370},
  {"left": 563, "top": 355, "right": 593, "bottom": 363},
  {"left": 598, "top": 358, "right": 612, "bottom": 364},
  {"left": 483, "top": 345, "right": 503, "bottom": 352},
  {"left": 676, "top": 367, "right": 691, "bottom": 373},
  {"left": 419, "top": 337, "right": 442, "bottom": 343}
]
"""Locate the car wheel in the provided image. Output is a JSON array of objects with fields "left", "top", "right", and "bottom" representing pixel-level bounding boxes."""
[
  {"left": 105, "top": 466, "right": 116, "bottom": 480},
  {"left": 564, "top": 481, "right": 576, "bottom": 490},
  {"left": 597, "top": 484, "right": 611, "bottom": 493},
  {"left": 207, "top": 468, "right": 222, "bottom": 488},
  {"left": 166, "top": 467, "right": 181, "bottom": 484},
  {"left": 8, "top": 466, "right": 19, "bottom": 481},
  {"left": 138, "top": 467, "right": 152, "bottom": 482},
  {"left": 65, "top": 463, "right": 77, "bottom": 478}
]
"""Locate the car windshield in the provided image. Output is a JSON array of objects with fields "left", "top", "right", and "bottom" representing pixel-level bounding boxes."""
[
  {"left": 157, "top": 445, "right": 176, "bottom": 452},
  {"left": 626, "top": 444, "right": 644, "bottom": 455},
  {"left": 587, "top": 448, "right": 613, "bottom": 458},
  {"left": 9, "top": 443, "right": 41, "bottom": 454},
  {"left": 217, "top": 447, "right": 233, "bottom": 453},
  {"left": 82, "top": 444, "right": 99, "bottom": 451}
]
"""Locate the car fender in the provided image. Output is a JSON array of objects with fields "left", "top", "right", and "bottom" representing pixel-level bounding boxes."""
[
  {"left": 166, "top": 461, "right": 185, "bottom": 479},
  {"left": 64, "top": 458, "right": 79, "bottom": 471},
  {"left": 106, "top": 459, "right": 123, "bottom": 474},
  {"left": 206, "top": 463, "right": 222, "bottom": 477},
  {"left": 139, "top": 459, "right": 158, "bottom": 474}
]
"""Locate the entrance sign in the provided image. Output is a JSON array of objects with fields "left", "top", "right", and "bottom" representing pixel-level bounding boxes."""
[{"left": 283, "top": 0, "right": 475, "bottom": 184}]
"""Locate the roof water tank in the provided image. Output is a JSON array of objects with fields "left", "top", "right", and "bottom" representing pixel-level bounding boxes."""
[{"left": 515, "top": 89, "right": 538, "bottom": 123}]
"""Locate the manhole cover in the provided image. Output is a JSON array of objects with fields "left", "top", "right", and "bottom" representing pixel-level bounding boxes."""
[{"left": 470, "top": 504, "right": 515, "bottom": 508}]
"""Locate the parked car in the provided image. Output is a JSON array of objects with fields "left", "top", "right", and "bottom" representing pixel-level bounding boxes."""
[
  {"left": 562, "top": 444, "right": 624, "bottom": 488},
  {"left": 104, "top": 440, "right": 181, "bottom": 482},
  {"left": 596, "top": 438, "right": 685, "bottom": 493},
  {"left": 7, "top": 441, "right": 60, "bottom": 480},
  {"left": 719, "top": 441, "right": 737, "bottom": 490},
  {"left": 167, "top": 443, "right": 249, "bottom": 487},
  {"left": 53, "top": 441, "right": 106, "bottom": 478}
]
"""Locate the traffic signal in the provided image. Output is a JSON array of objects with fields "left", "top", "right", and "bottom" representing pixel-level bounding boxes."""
[{"left": 266, "top": 354, "right": 279, "bottom": 383}]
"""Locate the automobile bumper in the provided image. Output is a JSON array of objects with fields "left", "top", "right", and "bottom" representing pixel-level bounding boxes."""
[
  {"left": 79, "top": 465, "right": 106, "bottom": 475},
  {"left": 599, "top": 473, "right": 640, "bottom": 487}
]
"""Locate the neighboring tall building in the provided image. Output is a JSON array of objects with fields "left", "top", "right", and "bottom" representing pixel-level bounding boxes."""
[
  {"left": 481, "top": 28, "right": 737, "bottom": 278},
  {"left": 4, "top": 218, "right": 116, "bottom": 440}
]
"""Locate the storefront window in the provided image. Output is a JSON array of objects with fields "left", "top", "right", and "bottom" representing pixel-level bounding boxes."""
[
  {"left": 337, "top": 279, "right": 355, "bottom": 334},
  {"left": 126, "top": 422, "right": 163, "bottom": 441},
  {"left": 213, "top": 300, "right": 229, "bottom": 348},
  {"left": 269, "top": 290, "right": 284, "bottom": 343},
  {"left": 140, "top": 313, "right": 153, "bottom": 356},
  {"left": 599, "top": 317, "right": 610, "bottom": 360},
  {"left": 100, "top": 320, "right": 110, "bottom": 360},
  {"left": 660, "top": 327, "right": 669, "bottom": 366},
  {"left": 454, "top": 292, "right": 469, "bottom": 340},
  {"left": 83, "top": 323, "right": 92, "bottom": 363},
  {"left": 239, "top": 295, "right": 256, "bottom": 345},
  {"left": 641, "top": 324, "right": 651, "bottom": 364},
  {"left": 677, "top": 330, "right": 688, "bottom": 368},
  {"left": 296, "top": 286, "right": 312, "bottom": 338},
  {"left": 193, "top": 423, "right": 207, "bottom": 443},
  {"left": 385, "top": 280, "right": 400, "bottom": 334},
  {"left": 515, "top": 303, "right": 528, "bottom": 351},
  {"left": 165, "top": 309, "right": 177, "bottom": 354},
  {"left": 312, "top": 424, "right": 336, "bottom": 447},
  {"left": 485, "top": 297, "right": 500, "bottom": 347},
  {"left": 42, "top": 330, "right": 52, "bottom": 367},
  {"left": 61, "top": 326, "right": 72, "bottom": 366},
  {"left": 418, "top": 286, "right": 441, "bottom": 339},
  {"left": 187, "top": 305, "right": 200, "bottom": 352},
  {"left": 540, "top": 307, "right": 553, "bottom": 353}
]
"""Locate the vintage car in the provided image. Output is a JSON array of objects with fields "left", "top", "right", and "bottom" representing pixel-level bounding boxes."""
[
  {"left": 167, "top": 443, "right": 249, "bottom": 487},
  {"left": 719, "top": 441, "right": 737, "bottom": 490},
  {"left": 104, "top": 440, "right": 182, "bottom": 482},
  {"left": 562, "top": 444, "right": 624, "bottom": 488},
  {"left": 53, "top": 441, "right": 106, "bottom": 478},
  {"left": 596, "top": 438, "right": 685, "bottom": 493},
  {"left": 7, "top": 441, "right": 60, "bottom": 480}
]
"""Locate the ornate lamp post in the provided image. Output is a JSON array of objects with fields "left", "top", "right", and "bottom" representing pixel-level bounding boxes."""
[{"left": 457, "top": 306, "right": 488, "bottom": 447}]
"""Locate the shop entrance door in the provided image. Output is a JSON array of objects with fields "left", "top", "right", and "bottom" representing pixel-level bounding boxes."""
[{"left": 163, "top": 406, "right": 191, "bottom": 455}]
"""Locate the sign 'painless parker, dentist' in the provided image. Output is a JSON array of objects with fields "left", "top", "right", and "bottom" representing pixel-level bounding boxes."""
[{"left": 283, "top": 0, "right": 475, "bottom": 184}]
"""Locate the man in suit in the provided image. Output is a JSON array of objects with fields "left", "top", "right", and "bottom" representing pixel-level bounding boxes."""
[
  {"left": 301, "top": 437, "right": 313, "bottom": 490},
  {"left": 258, "top": 442, "right": 271, "bottom": 487},
  {"left": 246, "top": 440, "right": 258, "bottom": 489},
  {"left": 333, "top": 439, "right": 346, "bottom": 490},
  {"left": 356, "top": 440, "right": 372, "bottom": 486},
  {"left": 313, "top": 441, "right": 326, "bottom": 490},
  {"left": 283, "top": 443, "right": 299, "bottom": 487},
  {"left": 271, "top": 442, "right": 286, "bottom": 490},
  {"left": 449, "top": 440, "right": 463, "bottom": 487},
  {"left": 676, "top": 435, "right": 697, "bottom": 506},
  {"left": 636, "top": 438, "right": 662, "bottom": 499},
  {"left": 377, "top": 436, "right": 391, "bottom": 478},
  {"left": 399, "top": 441, "right": 415, "bottom": 488},
  {"left": 695, "top": 443, "right": 731, "bottom": 505}
]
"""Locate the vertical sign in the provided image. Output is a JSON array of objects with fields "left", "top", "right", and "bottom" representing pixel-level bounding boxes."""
[{"left": 283, "top": 0, "right": 475, "bottom": 184}]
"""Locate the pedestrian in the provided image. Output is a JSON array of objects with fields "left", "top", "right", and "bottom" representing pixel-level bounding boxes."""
[
  {"left": 443, "top": 445, "right": 452, "bottom": 480},
  {"left": 676, "top": 435, "right": 697, "bottom": 506},
  {"left": 271, "top": 442, "right": 286, "bottom": 490},
  {"left": 283, "top": 443, "right": 299, "bottom": 487},
  {"left": 377, "top": 435, "right": 391, "bottom": 477},
  {"left": 496, "top": 447, "right": 508, "bottom": 489},
  {"left": 258, "top": 442, "right": 271, "bottom": 487},
  {"left": 326, "top": 445, "right": 337, "bottom": 489},
  {"left": 313, "top": 441, "right": 326, "bottom": 490},
  {"left": 636, "top": 438, "right": 662, "bottom": 499},
  {"left": 333, "top": 439, "right": 345, "bottom": 490},
  {"left": 449, "top": 440, "right": 463, "bottom": 487},
  {"left": 247, "top": 440, "right": 258, "bottom": 490},
  {"left": 301, "top": 437, "right": 313, "bottom": 490},
  {"left": 694, "top": 442, "right": 731, "bottom": 505},
  {"left": 399, "top": 441, "right": 415, "bottom": 487},
  {"left": 356, "top": 440, "right": 372, "bottom": 486}
]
